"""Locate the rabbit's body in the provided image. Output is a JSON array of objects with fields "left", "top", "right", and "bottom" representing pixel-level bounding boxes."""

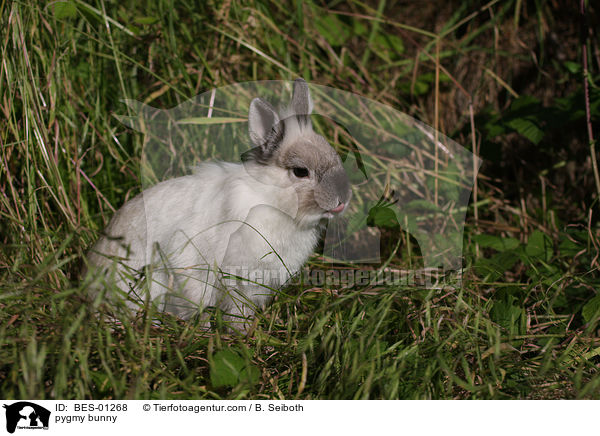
[
  {"left": 86, "top": 79, "right": 351, "bottom": 330},
  {"left": 88, "top": 161, "right": 320, "bottom": 319}
]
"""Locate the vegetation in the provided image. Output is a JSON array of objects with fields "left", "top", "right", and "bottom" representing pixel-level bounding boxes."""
[{"left": 1, "top": 0, "right": 599, "bottom": 399}]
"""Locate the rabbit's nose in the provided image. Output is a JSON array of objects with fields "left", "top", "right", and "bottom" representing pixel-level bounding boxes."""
[{"left": 329, "top": 202, "right": 345, "bottom": 213}]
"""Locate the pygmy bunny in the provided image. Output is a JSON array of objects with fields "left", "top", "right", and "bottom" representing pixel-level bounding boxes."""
[{"left": 86, "top": 79, "right": 351, "bottom": 332}]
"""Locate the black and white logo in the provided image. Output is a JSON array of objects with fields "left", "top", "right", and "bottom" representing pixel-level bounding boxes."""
[{"left": 2, "top": 402, "right": 50, "bottom": 434}]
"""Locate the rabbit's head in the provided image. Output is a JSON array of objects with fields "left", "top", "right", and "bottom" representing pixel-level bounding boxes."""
[{"left": 244, "top": 79, "right": 352, "bottom": 227}]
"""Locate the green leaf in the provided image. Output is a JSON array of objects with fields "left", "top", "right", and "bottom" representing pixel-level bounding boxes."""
[
  {"left": 134, "top": 16, "right": 159, "bottom": 25},
  {"left": 315, "top": 15, "right": 351, "bottom": 46},
  {"left": 506, "top": 117, "right": 544, "bottom": 144},
  {"left": 52, "top": 1, "right": 77, "bottom": 19},
  {"left": 125, "top": 25, "right": 141, "bottom": 36},
  {"left": 210, "top": 348, "right": 259, "bottom": 388},
  {"left": 558, "top": 237, "right": 581, "bottom": 258},
  {"left": 582, "top": 295, "right": 600, "bottom": 323},
  {"left": 405, "top": 199, "right": 440, "bottom": 213},
  {"left": 473, "top": 234, "right": 519, "bottom": 251},
  {"left": 474, "top": 250, "right": 518, "bottom": 282},
  {"left": 510, "top": 95, "right": 540, "bottom": 111},
  {"left": 371, "top": 33, "right": 405, "bottom": 61},
  {"left": 490, "top": 297, "right": 522, "bottom": 331},
  {"left": 563, "top": 61, "right": 581, "bottom": 74},
  {"left": 379, "top": 140, "right": 411, "bottom": 158},
  {"left": 352, "top": 19, "right": 368, "bottom": 36},
  {"left": 485, "top": 123, "right": 506, "bottom": 138},
  {"left": 367, "top": 205, "right": 399, "bottom": 229},
  {"left": 412, "top": 81, "right": 429, "bottom": 95},
  {"left": 525, "top": 230, "right": 552, "bottom": 261},
  {"left": 481, "top": 108, "right": 505, "bottom": 140}
]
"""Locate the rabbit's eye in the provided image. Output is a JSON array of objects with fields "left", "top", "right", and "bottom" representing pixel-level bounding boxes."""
[{"left": 292, "top": 167, "right": 310, "bottom": 178}]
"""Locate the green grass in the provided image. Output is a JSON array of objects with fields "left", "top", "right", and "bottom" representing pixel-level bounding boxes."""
[{"left": 1, "top": 0, "right": 600, "bottom": 399}]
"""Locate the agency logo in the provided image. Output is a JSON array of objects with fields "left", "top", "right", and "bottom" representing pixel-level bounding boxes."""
[{"left": 2, "top": 402, "right": 50, "bottom": 434}]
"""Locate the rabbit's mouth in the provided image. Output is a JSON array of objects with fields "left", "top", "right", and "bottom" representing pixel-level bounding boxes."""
[{"left": 321, "top": 201, "right": 348, "bottom": 219}]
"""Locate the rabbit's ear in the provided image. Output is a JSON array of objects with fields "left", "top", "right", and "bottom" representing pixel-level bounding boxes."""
[
  {"left": 248, "top": 98, "right": 281, "bottom": 148},
  {"left": 291, "top": 78, "right": 313, "bottom": 116}
]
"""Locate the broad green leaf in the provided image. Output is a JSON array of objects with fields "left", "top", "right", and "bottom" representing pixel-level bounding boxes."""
[
  {"left": 473, "top": 234, "right": 519, "bottom": 251},
  {"left": 474, "top": 250, "right": 518, "bottom": 282},
  {"left": 485, "top": 123, "right": 506, "bottom": 138},
  {"left": 53, "top": 1, "right": 77, "bottom": 19},
  {"left": 352, "top": 19, "right": 368, "bottom": 36},
  {"left": 412, "top": 81, "right": 429, "bottom": 95},
  {"left": 506, "top": 118, "right": 544, "bottom": 144},
  {"left": 510, "top": 95, "right": 540, "bottom": 111},
  {"left": 558, "top": 237, "right": 581, "bottom": 258},
  {"left": 368, "top": 205, "right": 399, "bottom": 229},
  {"left": 525, "top": 230, "right": 552, "bottom": 261},
  {"left": 210, "top": 348, "right": 259, "bottom": 388},
  {"left": 490, "top": 298, "right": 522, "bottom": 331},
  {"left": 563, "top": 61, "right": 581, "bottom": 74}
]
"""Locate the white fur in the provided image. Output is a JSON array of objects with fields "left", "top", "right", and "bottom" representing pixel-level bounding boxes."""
[{"left": 87, "top": 161, "right": 320, "bottom": 324}]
